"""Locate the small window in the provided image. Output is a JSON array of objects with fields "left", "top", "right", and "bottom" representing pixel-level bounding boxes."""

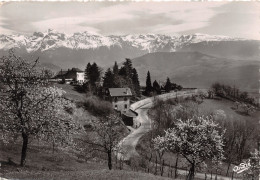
[
  {"left": 124, "top": 97, "right": 128, "bottom": 101},
  {"left": 115, "top": 105, "right": 118, "bottom": 109},
  {"left": 114, "top": 97, "right": 118, "bottom": 102},
  {"left": 124, "top": 104, "right": 127, "bottom": 109}
]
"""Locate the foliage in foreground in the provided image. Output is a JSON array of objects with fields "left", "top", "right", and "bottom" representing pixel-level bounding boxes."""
[
  {"left": 85, "top": 113, "right": 127, "bottom": 170},
  {"left": 153, "top": 116, "right": 225, "bottom": 180},
  {"left": 0, "top": 50, "right": 81, "bottom": 166}
]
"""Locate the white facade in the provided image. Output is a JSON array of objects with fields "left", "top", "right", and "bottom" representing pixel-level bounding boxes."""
[
  {"left": 112, "top": 96, "right": 131, "bottom": 113},
  {"left": 76, "top": 72, "right": 85, "bottom": 84},
  {"left": 108, "top": 88, "right": 132, "bottom": 113}
]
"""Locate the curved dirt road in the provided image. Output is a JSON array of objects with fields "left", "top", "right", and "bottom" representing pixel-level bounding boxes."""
[
  {"left": 118, "top": 92, "right": 195, "bottom": 161},
  {"left": 117, "top": 102, "right": 153, "bottom": 160},
  {"left": 118, "top": 91, "right": 196, "bottom": 160}
]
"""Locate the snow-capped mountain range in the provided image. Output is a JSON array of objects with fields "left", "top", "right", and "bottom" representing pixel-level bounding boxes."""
[
  {"left": 0, "top": 29, "right": 259, "bottom": 90},
  {"left": 0, "top": 29, "right": 245, "bottom": 53}
]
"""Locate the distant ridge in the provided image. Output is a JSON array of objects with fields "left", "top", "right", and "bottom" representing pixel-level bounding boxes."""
[{"left": 132, "top": 51, "right": 259, "bottom": 91}]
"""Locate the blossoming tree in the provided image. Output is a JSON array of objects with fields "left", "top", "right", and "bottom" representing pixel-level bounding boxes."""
[
  {"left": 87, "top": 113, "right": 124, "bottom": 170},
  {"left": 153, "top": 116, "right": 225, "bottom": 180},
  {"left": 0, "top": 50, "right": 80, "bottom": 166}
]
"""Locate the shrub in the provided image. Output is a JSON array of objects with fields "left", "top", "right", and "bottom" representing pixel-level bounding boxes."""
[
  {"left": 165, "top": 98, "right": 177, "bottom": 105},
  {"left": 83, "top": 96, "right": 113, "bottom": 117},
  {"left": 197, "top": 90, "right": 207, "bottom": 99}
]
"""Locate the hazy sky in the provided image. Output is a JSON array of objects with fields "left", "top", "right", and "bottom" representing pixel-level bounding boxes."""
[{"left": 0, "top": 2, "right": 259, "bottom": 39}]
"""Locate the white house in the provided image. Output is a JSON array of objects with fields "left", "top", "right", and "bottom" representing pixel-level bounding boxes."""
[
  {"left": 76, "top": 72, "right": 84, "bottom": 84},
  {"left": 108, "top": 88, "right": 132, "bottom": 113},
  {"left": 55, "top": 68, "right": 85, "bottom": 84}
]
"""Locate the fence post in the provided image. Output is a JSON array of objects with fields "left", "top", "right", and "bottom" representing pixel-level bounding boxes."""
[{"left": 155, "top": 155, "right": 158, "bottom": 175}]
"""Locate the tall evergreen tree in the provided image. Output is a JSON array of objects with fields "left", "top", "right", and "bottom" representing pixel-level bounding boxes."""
[
  {"left": 132, "top": 68, "right": 141, "bottom": 97},
  {"left": 145, "top": 71, "right": 153, "bottom": 96},
  {"left": 165, "top": 77, "right": 172, "bottom": 93},
  {"left": 84, "top": 62, "right": 102, "bottom": 94},
  {"left": 117, "top": 58, "right": 136, "bottom": 96},
  {"left": 113, "top": 61, "right": 119, "bottom": 75},
  {"left": 112, "top": 61, "right": 121, "bottom": 88},
  {"left": 85, "top": 62, "right": 91, "bottom": 81},
  {"left": 123, "top": 58, "right": 133, "bottom": 78},
  {"left": 153, "top": 80, "right": 161, "bottom": 95},
  {"left": 89, "top": 62, "right": 101, "bottom": 86},
  {"left": 118, "top": 66, "right": 126, "bottom": 77},
  {"left": 103, "top": 68, "right": 114, "bottom": 88}
]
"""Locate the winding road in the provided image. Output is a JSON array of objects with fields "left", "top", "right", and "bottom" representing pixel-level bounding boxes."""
[
  {"left": 118, "top": 90, "right": 197, "bottom": 160},
  {"left": 118, "top": 102, "right": 153, "bottom": 160},
  {"left": 118, "top": 91, "right": 242, "bottom": 180}
]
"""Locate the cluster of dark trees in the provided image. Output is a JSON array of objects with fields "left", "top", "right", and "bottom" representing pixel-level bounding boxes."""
[
  {"left": 81, "top": 61, "right": 184, "bottom": 98},
  {"left": 211, "top": 82, "right": 257, "bottom": 106},
  {"left": 81, "top": 59, "right": 140, "bottom": 98},
  {"left": 144, "top": 71, "right": 182, "bottom": 96},
  {"left": 103, "top": 59, "right": 141, "bottom": 97},
  {"left": 83, "top": 62, "right": 102, "bottom": 94}
]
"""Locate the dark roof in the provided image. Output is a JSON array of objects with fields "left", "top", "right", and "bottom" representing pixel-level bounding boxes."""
[
  {"left": 54, "top": 68, "right": 83, "bottom": 79},
  {"left": 56, "top": 71, "right": 68, "bottom": 76},
  {"left": 122, "top": 109, "right": 138, "bottom": 118},
  {"left": 70, "top": 68, "right": 84, "bottom": 72},
  {"left": 108, "top": 88, "right": 132, "bottom": 97}
]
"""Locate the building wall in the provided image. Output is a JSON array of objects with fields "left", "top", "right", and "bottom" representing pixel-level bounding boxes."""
[
  {"left": 111, "top": 96, "right": 130, "bottom": 113},
  {"left": 76, "top": 72, "right": 85, "bottom": 83}
]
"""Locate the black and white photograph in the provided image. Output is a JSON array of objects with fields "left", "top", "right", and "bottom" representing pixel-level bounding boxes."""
[{"left": 0, "top": 1, "right": 259, "bottom": 180}]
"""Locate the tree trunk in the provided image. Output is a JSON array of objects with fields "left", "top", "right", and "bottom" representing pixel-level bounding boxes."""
[
  {"left": 187, "top": 163, "right": 195, "bottom": 180},
  {"left": 226, "top": 162, "right": 231, "bottom": 176},
  {"left": 175, "top": 153, "right": 179, "bottom": 178},
  {"left": 52, "top": 140, "right": 55, "bottom": 154},
  {"left": 120, "top": 157, "right": 123, "bottom": 170},
  {"left": 115, "top": 152, "right": 118, "bottom": 169},
  {"left": 20, "top": 133, "right": 28, "bottom": 166},
  {"left": 108, "top": 150, "right": 112, "bottom": 170},
  {"left": 160, "top": 159, "right": 164, "bottom": 176}
]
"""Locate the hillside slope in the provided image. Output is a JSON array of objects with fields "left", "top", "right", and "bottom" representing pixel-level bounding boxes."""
[{"left": 132, "top": 52, "right": 259, "bottom": 90}]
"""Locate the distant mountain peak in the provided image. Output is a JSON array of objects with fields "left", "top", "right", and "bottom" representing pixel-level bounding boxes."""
[{"left": 0, "top": 30, "right": 252, "bottom": 53}]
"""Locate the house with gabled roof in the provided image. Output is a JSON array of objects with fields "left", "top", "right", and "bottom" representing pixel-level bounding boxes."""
[
  {"left": 54, "top": 68, "right": 84, "bottom": 84},
  {"left": 108, "top": 88, "right": 137, "bottom": 126},
  {"left": 108, "top": 88, "right": 132, "bottom": 113}
]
